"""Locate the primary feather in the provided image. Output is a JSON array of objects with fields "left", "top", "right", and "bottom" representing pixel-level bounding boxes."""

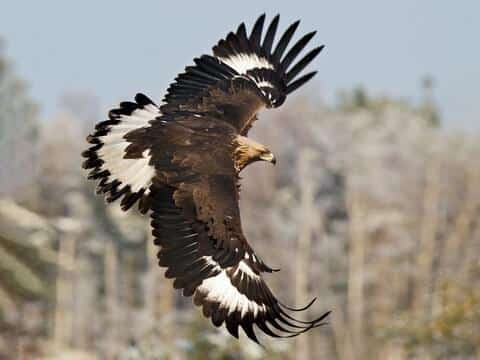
[{"left": 82, "top": 14, "right": 328, "bottom": 343}]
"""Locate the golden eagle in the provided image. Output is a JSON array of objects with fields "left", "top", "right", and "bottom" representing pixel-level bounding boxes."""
[{"left": 82, "top": 14, "right": 329, "bottom": 342}]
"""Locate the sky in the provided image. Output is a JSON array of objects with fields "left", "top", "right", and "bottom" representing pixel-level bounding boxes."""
[{"left": 1, "top": 0, "right": 479, "bottom": 129}]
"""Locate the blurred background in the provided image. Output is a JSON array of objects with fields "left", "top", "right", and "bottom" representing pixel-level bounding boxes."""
[{"left": 1, "top": 1, "right": 479, "bottom": 359}]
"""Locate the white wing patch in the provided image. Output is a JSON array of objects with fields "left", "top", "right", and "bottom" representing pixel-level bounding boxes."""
[
  {"left": 196, "top": 260, "right": 264, "bottom": 318},
  {"left": 255, "top": 80, "right": 274, "bottom": 88},
  {"left": 218, "top": 53, "right": 274, "bottom": 75},
  {"left": 97, "top": 105, "right": 158, "bottom": 194}
]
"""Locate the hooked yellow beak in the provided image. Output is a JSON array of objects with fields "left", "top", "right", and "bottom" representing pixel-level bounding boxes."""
[{"left": 260, "top": 152, "right": 276, "bottom": 165}]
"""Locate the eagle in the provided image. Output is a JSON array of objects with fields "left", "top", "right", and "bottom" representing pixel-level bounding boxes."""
[{"left": 82, "top": 14, "right": 330, "bottom": 343}]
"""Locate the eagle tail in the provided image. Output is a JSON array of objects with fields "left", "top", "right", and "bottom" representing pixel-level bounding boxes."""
[{"left": 82, "top": 93, "right": 159, "bottom": 212}]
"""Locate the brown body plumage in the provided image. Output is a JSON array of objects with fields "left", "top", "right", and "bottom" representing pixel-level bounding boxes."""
[{"left": 233, "top": 136, "right": 276, "bottom": 171}]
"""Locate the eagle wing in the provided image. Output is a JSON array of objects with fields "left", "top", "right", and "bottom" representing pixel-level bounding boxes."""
[
  {"left": 82, "top": 94, "right": 159, "bottom": 213},
  {"left": 150, "top": 186, "right": 330, "bottom": 342},
  {"left": 161, "top": 14, "right": 324, "bottom": 135}
]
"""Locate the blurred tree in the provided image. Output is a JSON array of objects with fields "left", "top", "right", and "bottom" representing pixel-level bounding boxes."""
[
  {"left": 387, "top": 279, "right": 480, "bottom": 358},
  {"left": 419, "top": 75, "right": 440, "bottom": 126},
  {"left": 0, "top": 199, "right": 56, "bottom": 358},
  {"left": 35, "top": 112, "right": 84, "bottom": 216},
  {"left": 0, "top": 37, "right": 40, "bottom": 200},
  {"left": 58, "top": 90, "right": 101, "bottom": 135},
  {"left": 337, "top": 83, "right": 440, "bottom": 127},
  {"left": 338, "top": 86, "right": 370, "bottom": 110}
]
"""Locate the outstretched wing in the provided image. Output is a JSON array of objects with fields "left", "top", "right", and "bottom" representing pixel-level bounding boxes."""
[
  {"left": 161, "top": 14, "right": 324, "bottom": 135},
  {"left": 212, "top": 14, "right": 323, "bottom": 96},
  {"left": 150, "top": 184, "right": 330, "bottom": 342},
  {"left": 82, "top": 94, "right": 159, "bottom": 213}
]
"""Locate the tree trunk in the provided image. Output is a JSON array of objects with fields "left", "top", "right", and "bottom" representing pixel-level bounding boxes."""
[
  {"left": 104, "top": 239, "right": 119, "bottom": 360},
  {"left": 295, "top": 149, "right": 316, "bottom": 360},
  {"left": 346, "top": 191, "right": 367, "bottom": 360},
  {"left": 53, "top": 231, "right": 77, "bottom": 351},
  {"left": 413, "top": 157, "right": 441, "bottom": 315},
  {"left": 145, "top": 229, "right": 176, "bottom": 357}
]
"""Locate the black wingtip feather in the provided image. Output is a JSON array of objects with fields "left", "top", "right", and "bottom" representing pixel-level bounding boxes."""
[
  {"left": 286, "top": 71, "right": 317, "bottom": 95},
  {"left": 241, "top": 320, "right": 260, "bottom": 344},
  {"left": 262, "top": 14, "right": 280, "bottom": 54},
  {"left": 250, "top": 13, "right": 265, "bottom": 48},
  {"left": 135, "top": 93, "right": 156, "bottom": 107},
  {"left": 285, "top": 45, "right": 324, "bottom": 83},
  {"left": 280, "top": 31, "right": 317, "bottom": 71},
  {"left": 279, "top": 297, "right": 317, "bottom": 312},
  {"left": 236, "top": 24, "right": 252, "bottom": 53},
  {"left": 226, "top": 320, "right": 240, "bottom": 339},
  {"left": 272, "top": 19, "right": 300, "bottom": 62}
]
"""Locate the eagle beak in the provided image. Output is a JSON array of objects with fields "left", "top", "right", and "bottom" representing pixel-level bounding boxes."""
[
  {"left": 270, "top": 154, "right": 277, "bottom": 165},
  {"left": 260, "top": 152, "right": 276, "bottom": 165}
]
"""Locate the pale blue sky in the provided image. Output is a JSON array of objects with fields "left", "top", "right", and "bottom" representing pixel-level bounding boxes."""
[{"left": 1, "top": 1, "right": 478, "bottom": 128}]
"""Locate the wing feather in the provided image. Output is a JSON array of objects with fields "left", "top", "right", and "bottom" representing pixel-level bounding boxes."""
[
  {"left": 82, "top": 93, "right": 158, "bottom": 212},
  {"left": 149, "top": 185, "right": 330, "bottom": 343},
  {"left": 280, "top": 31, "right": 317, "bottom": 71},
  {"left": 262, "top": 14, "right": 280, "bottom": 54},
  {"left": 272, "top": 20, "right": 300, "bottom": 62},
  {"left": 249, "top": 13, "right": 265, "bottom": 50},
  {"left": 285, "top": 45, "right": 324, "bottom": 83},
  {"left": 160, "top": 14, "right": 324, "bottom": 135},
  {"left": 286, "top": 71, "right": 318, "bottom": 95}
]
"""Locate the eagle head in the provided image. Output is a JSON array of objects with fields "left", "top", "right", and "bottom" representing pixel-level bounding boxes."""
[{"left": 234, "top": 136, "right": 276, "bottom": 171}]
